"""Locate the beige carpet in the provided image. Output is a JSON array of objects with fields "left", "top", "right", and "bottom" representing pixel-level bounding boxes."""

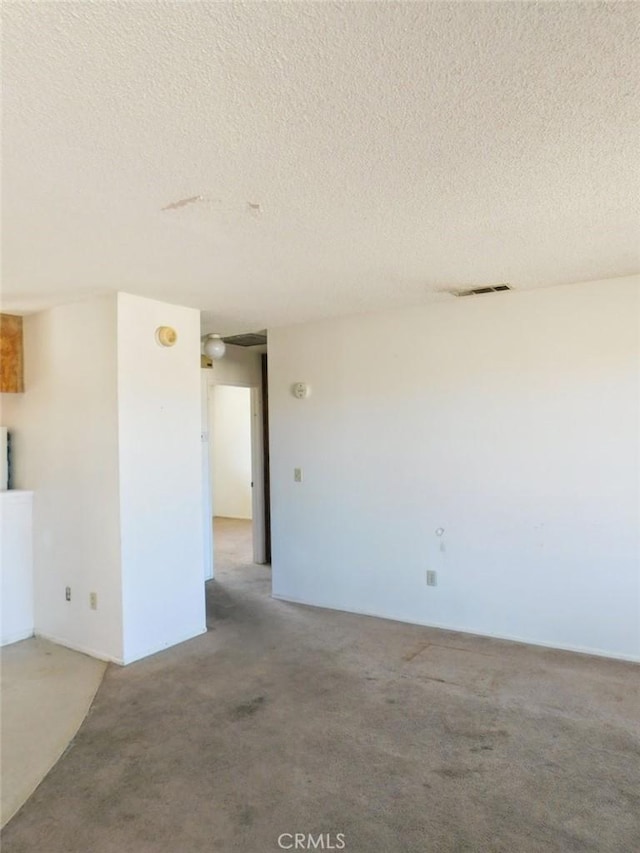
[
  {"left": 2, "top": 521, "right": 639, "bottom": 851},
  {"left": 0, "top": 637, "right": 106, "bottom": 826},
  {"left": 213, "top": 515, "right": 254, "bottom": 568}
]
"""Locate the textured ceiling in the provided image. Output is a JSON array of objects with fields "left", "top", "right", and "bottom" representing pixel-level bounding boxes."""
[{"left": 2, "top": 1, "right": 639, "bottom": 333}]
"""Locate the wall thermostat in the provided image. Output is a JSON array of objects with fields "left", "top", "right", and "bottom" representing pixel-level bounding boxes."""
[{"left": 292, "top": 382, "right": 309, "bottom": 399}]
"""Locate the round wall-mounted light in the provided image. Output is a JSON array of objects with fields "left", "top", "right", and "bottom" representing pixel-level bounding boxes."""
[
  {"left": 202, "top": 334, "right": 226, "bottom": 360},
  {"left": 156, "top": 326, "right": 178, "bottom": 347}
]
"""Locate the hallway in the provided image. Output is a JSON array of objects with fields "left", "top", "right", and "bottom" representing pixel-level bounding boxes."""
[
  {"left": 2, "top": 535, "right": 639, "bottom": 851},
  {"left": 213, "top": 517, "right": 254, "bottom": 576}
]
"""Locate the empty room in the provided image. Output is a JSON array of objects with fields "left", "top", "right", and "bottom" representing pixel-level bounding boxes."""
[{"left": 0, "top": 2, "right": 638, "bottom": 852}]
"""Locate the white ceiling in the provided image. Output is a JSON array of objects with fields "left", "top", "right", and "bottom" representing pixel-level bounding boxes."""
[{"left": 2, "top": 1, "right": 638, "bottom": 333}]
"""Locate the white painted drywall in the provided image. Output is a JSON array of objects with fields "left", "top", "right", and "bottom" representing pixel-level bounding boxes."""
[
  {"left": 117, "top": 293, "right": 206, "bottom": 664},
  {"left": 0, "top": 491, "right": 34, "bottom": 645},
  {"left": 0, "top": 297, "right": 124, "bottom": 662},
  {"left": 200, "top": 371, "right": 214, "bottom": 581},
  {"left": 204, "top": 344, "right": 263, "bottom": 387},
  {"left": 210, "top": 385, "right": 253, "bottom": 519},
  {"left": 1, "top": 292, "right": 207, "bottom": 664},
  {"left": 268, "top": 276, "right": 640, "bottom": 661}
]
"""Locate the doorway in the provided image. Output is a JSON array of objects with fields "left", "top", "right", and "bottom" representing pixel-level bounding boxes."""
[
  {"left": 210, "top": 385, "right": 253, "bottom": 524},
  {"left": 209, "top": 384, "right": 254, "bottom": 574},
  {"left": 203, "top": 367, "right": 269, "bottom": 580}
]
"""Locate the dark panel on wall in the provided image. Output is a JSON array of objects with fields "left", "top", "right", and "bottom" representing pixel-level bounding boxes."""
[{"left": 261, "top": 354, "right": 271, "bottom": 564}]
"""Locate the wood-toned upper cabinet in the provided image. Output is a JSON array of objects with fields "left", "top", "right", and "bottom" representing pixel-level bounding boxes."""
[{"left": 0, "top": 314, "right": 24, "bottom": 393}]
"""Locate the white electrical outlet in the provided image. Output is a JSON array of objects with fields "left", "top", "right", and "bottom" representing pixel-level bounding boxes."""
[
  {"left": 89, "top": 592, "right": 98, "bottom": 610},
  {"left": 294, "top": 467, "right": 303, "bottom": 483},
  {"left": 426, "top": 570, "right": 437, "bottom": 587},
  {"left": 292, "top": 383, "right": 309, "bottom": 399}
]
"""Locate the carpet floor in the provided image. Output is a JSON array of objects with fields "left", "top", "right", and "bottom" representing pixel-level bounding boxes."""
[{"left": 1, "top": 518, "right": 638, "bottom": 852}]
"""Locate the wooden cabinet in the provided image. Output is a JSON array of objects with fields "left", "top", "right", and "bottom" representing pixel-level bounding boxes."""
[{"left": 0, "top": 314, "right": 24, "bottom": 393}]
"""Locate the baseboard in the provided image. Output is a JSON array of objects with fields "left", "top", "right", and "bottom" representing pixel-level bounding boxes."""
[
  {"left": 35, "top": 632, "right": 124, "bottom": 664},
  {"left": 37, "top": 624, "right": 208, "bottom": 667},
  {"left": 121, "top": 625, "right": 208, "bottom": 666},
  {"left": 1, "top": 627, "right": 35, "bottom": 647},
  {"left": 214, "top": 515, "right": 252, "bottom": 521},
  {"left": 272, "top": 593, "right": 640, "bottom": 664}
]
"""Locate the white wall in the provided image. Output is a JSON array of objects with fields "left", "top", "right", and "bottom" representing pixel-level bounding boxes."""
[
  {"left": 200, "top": 370, "right": 214, "bottom": 581},
  {"left": 0, "top": 292, "right": 207, "bottom": 664},
  {"left": 210, "top": 385, "right": 253, "bottom": 519},
  {"left": 268, "top": 276, "right": 640, "bottom": 661},
  {"left": 204, "top": 344, "right": 263, "bottom": 387},
  {"left": 117, "top": 293, "right": 206, "bottom": 664},
  {"left": 1, "top": 492, "right": 34, "bottom": 645},
  {"left": 0, "top": 297, "right": 124, "bottom": 661}
]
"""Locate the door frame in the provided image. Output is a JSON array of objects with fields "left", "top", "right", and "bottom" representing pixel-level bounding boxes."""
[{"left": 202, "top": 373, "right": 267, "bottom": 578}]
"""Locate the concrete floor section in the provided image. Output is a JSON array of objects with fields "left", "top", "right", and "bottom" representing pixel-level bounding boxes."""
[
  {"left": 2, "top": 520, "right": 639, "bottom": 851},
  {"left": 0, "top": 637, "right": 106, "bottom": 827}
]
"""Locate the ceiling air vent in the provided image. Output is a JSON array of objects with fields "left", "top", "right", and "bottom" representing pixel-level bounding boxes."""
[
  {"left": 453, "top": 284, "right": 513, "bottom": 297},
  {"left": 222, "top": 332, "right": 267, "bottom": 348}
]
